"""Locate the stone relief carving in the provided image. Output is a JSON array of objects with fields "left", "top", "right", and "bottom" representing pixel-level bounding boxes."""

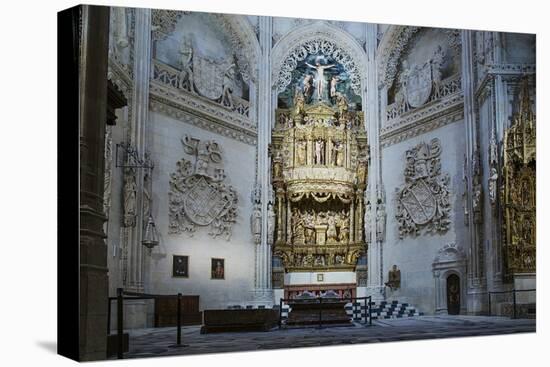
[
  {"left": 395, "top": 138, "right": 451, "bottom": 238},
  {"left": 151, "top": 9, "right": 187, "bottom": 41},
  {"left": 110, "top": 7, "right": 129, "bottom": 63},
  {"left": 433, "top": 242, "right": 465, "bottom": 263},
  {"left": 123, "top": 167, "right": 137, "bottom": 227},
  {"left": 168, "top": 135, "right": 238, "bottom": 240},
  {"left": 267, "top": 202, "right": 276, "bottom": 246},
  {"left": 378, "top": 26, "right": 420, "bottom": 89},
  {"left": 274, "top": 37, "right": 363, "bottom": 95}
]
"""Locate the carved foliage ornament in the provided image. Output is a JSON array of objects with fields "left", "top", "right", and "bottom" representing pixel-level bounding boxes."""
[
  {"left": 395, "top": 138, "right": 451, "bottom": 238},
  {"left": 169, "top": 135, "right": 238, "bottom": 240},
  {"left": 276, "top": 38, "right": 361, "bottom": 95}
]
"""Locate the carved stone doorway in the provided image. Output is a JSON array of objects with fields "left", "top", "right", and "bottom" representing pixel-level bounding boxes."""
[{"left": 446, "top": 274, "right": 460, "bottom": 315}]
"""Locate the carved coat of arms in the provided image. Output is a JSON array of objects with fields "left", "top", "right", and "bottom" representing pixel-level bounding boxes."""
[
  {"left": 169, "top": 135, "right": 238, "bottom": 240},
  {"left": 405, "top": 62, "right": 432, "bottom": 108},
  {"left": 193, "top": 55, "right": 225, "bottom": 100},
  {"left": 395, "top": 138, "right": 451, "bottom": 238}
]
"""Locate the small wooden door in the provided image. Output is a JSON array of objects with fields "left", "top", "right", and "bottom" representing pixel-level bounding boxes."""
[{"left": 446, "top": 274, "right": 460, "bottom": 315}]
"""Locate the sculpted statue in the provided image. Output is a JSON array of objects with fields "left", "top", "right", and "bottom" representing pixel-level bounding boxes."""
[
  {"left": 303, "top": 75, "right": 313, "bottom": 100},
  {"left": 251, "top": 203, "right": 261, "bottom": 244},
  {"left": 315, "top": 139, "right": 325, "bottom": 165},
  {"left": 336, "top": 93, "right": 349, "bottom": 121},
  {"left": 291, "top": 208, "right": 305, "bottom": 244},
  {"left": 339, "top": 210, "right": 350, "bottom": 244},
  {"left": 293, "top": 89, "right": 306, "bottom": 116},
  {"left": 385, "top": 264, "right": 401, "bottom": 290},
  {"left": 326, "top": 212, "right": 338, "bottom": 243},
  {"left": 178, "top": 37, "right": 194, "bottom": 91},
  {"left": 123, "top": 170, "right": 137, "bottom": 227},
  {"left": 267, "top": 202, "right": 275, "bottom": 245},
  {"left": 221, "top": 64, "right": 236, "bottom": 109},
  {"left": 111, "top": 7, "right": 128, "bottom": 60},
  {"left": 296, "top": 140, "right": 307, "bottom": 165},
  {"left": 304, "top": 210, "right": 316, "bottom": 245},
  {"left": 364, "top": 197, "right": 372, "bottom": 243},
  {"left": 306, "top": 58, "right": 335, "bottom": 101},
  {"left": 330, "top": 76, "right": 339, "bottom": 102},
  {"left": 376, "top": 203, "right": 386, "bottom": 241},
  {"left": 332, "top": 141, "right": 343, "bottom": 166},
  {"left": 488, "top": 167, "right": 498, "bottom": 206}
]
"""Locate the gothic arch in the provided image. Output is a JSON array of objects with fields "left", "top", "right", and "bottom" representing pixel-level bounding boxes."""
[
  {"left": 377, "top": 25, "right": 420, "bottom": 89},
  {"left": 271, "top": 21, "right": 367, "bottom": 96}
]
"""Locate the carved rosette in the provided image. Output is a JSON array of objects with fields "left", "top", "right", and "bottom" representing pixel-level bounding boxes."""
[
  {"left": 271, "top": 101, "right": 368, "bottom": 272},
  {"left": 502, "top": 77, "right": 536, "bottom": 276},
  {"left": 168, "top": 135, "right": 238, "bottom": 240},
  {"left": 395, "top": 138, "right": 451, "bottom": 238}
]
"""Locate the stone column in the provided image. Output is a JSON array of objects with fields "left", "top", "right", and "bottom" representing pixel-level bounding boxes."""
[
  {"left": 363, "top": 23, "right": 385, "bottom": 301},
  {"left": 78, "top": 5, "right": 110, "bottom": 361},
  {"left": 461, "top": 30, "right": 487, "bottom": 314},
  {"left": 251, "top": 15, "right": 274, "bottom": 306}
]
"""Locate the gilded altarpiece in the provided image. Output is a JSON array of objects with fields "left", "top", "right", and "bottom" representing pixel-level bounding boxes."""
[
  {"left": 502, "top": 78, "right": 536, "bottom": 277},
  {"left": 271, "top": 100, "right": 368, "bottom": 272}
]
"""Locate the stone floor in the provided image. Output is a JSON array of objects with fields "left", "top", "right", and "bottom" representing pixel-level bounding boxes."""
[{"left": 116, "top": 315, "right": 535, "bottom": 359}]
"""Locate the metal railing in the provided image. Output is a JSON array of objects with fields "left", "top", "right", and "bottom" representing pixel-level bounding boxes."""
[
  {"left": 278, "top": 296, "right": 372, "bottom": 329},
  {"left": 107, "top": 288, "right": 187, "bottom": 359},
  {"left": 487, "top": 288, "right": 536, "bottom": 319}
]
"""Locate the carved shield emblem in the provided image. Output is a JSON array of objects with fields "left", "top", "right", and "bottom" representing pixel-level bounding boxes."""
[
  {"left": 183, "top": 176, "right": 229, "bottom": 226},
  {"left": 193, "top": 55, "right": 225, "bottom": 100},
  {"left": 405, "top": 63, "right": 432, "bottom": 108},
  {"left": 399, "top": 179, "right": 436, "bottom": 225}
]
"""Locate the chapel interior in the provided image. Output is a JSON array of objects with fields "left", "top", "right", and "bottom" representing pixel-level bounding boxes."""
[{"left": 75, "top": 5, "right": 536, "bottom": 360}]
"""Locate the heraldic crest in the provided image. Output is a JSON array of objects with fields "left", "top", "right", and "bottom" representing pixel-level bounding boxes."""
[
  {"left": 169, "top": 135, "right": 238, "bottom": 240},
  {"left": 395, "top": 138, "right": 451, "bottom": 238}
]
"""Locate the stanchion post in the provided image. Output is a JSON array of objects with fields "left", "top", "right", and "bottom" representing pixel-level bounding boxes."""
[
  {"left": 512, "top": 290, "right": 517, "bottom": 319},
  {"left": 177, "top": 293, "right": 182, "bottom": 345},
  {"left": 117, "top": 288, "right": 123, "bottom": 359},
  {"left": 278, "top": 298, "right": 283, "bottom": 329},
  {"left": 320, "top": 297, "right": 324, "bottom": 328}
]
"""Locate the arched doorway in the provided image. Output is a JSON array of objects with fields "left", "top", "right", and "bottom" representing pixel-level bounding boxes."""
[{"left": 446, "top": 274, "right": 460, "bottom": 315}]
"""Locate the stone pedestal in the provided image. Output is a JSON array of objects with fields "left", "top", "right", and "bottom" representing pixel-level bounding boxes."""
[{"left": 315, "top": 225, "right": 328, "bottom": 245}]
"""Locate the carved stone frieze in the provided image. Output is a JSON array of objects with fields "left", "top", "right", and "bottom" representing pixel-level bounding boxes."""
[
  {"left": 377, "top": 26, "right": 421, "bottom": 89},
  {"left": 149, "top": 85, "right": 257, "bottom": 146},
  {"left": 168, "top": 135, "right": 238, "bottom": 240},
  {"left": 395, "top": 138, "right": 451, "bottom": 238},
  {"left": 151, "top": 9, "right": 186, "bottom": 41}
]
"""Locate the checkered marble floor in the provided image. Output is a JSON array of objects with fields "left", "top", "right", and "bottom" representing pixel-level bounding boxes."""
[{"left": 117, "top": 316, "right": 535, "bottom": 359}]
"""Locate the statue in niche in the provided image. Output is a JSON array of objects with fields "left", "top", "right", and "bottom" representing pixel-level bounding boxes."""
[
  {"left": 304, "top": 210, "right": 316, "bottom": 245},
  {"left": 306, "top": 57, "right": 335, "bottom": 101},
  {"left": 326, "top": 212, "right": 338, "bottom": 243},
  {"left": 364, "top": 195, "right": 372, "bottom": 243},
  {"left": 303, "top": 252, "right": 314, "bottom": 267},
  {"left": 251, "top": 203, "right": 261, "bottom": 244},
  {"left": 357, "top": 161, "right": 367, "bottom": 186},
  {"left": 267, "top": 202, "right": 275, "bottom": 245},
  {"left": 178, "top": 37, "right": 194, "bottom": 92},
  {"left": 221, "top": 64, "right": 236, "bottom": 109},
  {"left": 329, "top": 76, "right": 339, "bottom": 103},
  {"left": 315, "top": 139, "right": 325, "bottom": 165},
  {"left": 335, "top": 254, "right": 345, "bottom": 264},
  {"left": 123, "top": 169, "right": 137, "bottom": 227},
  {"left": 296, "top": 140, "right": 307, "bottom": 165},
  {"left": 339, "top": 210, "right": 350, "bottom": 244},
  {"left": 291, "top": 208, "right": 305, "bottom": 244},
  {"left": 332, "top": 141, "right": 344, "bottom": 166},
  {"left": 111, "top": 7, "right": 128, "bottom": 60},
  {"left": 385, "top": 265, "right": 401, "bottom": 290}
]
